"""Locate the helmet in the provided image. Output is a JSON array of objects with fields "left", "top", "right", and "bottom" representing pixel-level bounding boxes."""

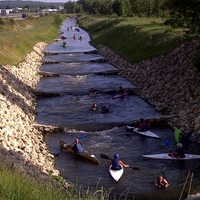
[
  {"left": 177, "top": 143, "right": 183, "bottom": 148},
  {"left": 114, "top": 154, "right": 119, "bottom": 159}
]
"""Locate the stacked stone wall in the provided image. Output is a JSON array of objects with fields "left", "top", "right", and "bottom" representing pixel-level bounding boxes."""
[
  {"left": 0, "top": 42, "right": 67, "bottom": 186},
  {"left": 98, "top": 39, "right": 200, "bottom": 138}
]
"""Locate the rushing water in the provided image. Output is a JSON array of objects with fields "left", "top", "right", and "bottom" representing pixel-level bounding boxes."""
[{"left": 36, "top": 17, "right": 200, "bottom": 200}]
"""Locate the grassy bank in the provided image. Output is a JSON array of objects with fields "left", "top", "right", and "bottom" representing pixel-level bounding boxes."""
[
  {"left": 77, "top": 15, "right": 187, "bottom": 63},
  {"left": 0, "top": 161, "right": 67, "bottom": 200},
  {"left": 0, "top": 160, "right": 117, "bottom": 200},
  {"left": 0, "top": 14, "right": 65, "bottom": 65}
]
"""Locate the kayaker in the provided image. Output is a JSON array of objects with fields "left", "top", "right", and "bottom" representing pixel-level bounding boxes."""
[
  {"left": 117, "top": 86, "right": 124, "bottom": 94},
  {"left": 111, "top": 154, "right": 129, "bottom": 170},
  {"left": 62, "top": 40, "right": 67, "bottom": 47},
  {"left": 90, "top": 88, "right": 98, "bottom": 95},
  {"left": 171, "top": 143, "right": 186, "bottom": 158},
  {"left": 154, "top": 176, "right": 169, "bottom": 188},
  {"left": 79, "top": 35, "right": 83, "bottom": 40},
  {"left": 91, "top": 103, "right": 98, "bottom": 111},
  {"left": 71, "top": 138, "right": 84, "bottom": 153},
  {"left": 101, "top": 105, "right": 109, "bottom": 113},
  {"left": 61, "top": 35, "right": 66, "bottom": 40},
  {"left": 138, "top": 118, "right": 149, "bottom": 132}
]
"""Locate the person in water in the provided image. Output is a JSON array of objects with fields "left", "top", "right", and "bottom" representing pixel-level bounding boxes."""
[
  {"left": 171, "top": 143, "right": 186, "bottom": 158},
  {"left": 91, "top": 103, "right": 98, "bottom": 111},
  {"left": 138, "top": 118, "right": 149, "bottom": 132},
  {"left": 61, "top": 35, "right": 66, "bottom": 40},
  {"left": 117, "top": 86, "right": 124, "bottom": 94},
  {"left": 62, "top": 40, "right": 67, "bottom": 47},
  {"left": 73, "top": 34, "right": 77, "bottom": 40},
  {"left": 101, "top": 105, "right": 109, "bottom": 113},
  {"left": 90, "top": 88, "right": 98, "bottom": 95},
  {"left": 111, "top": 154, "right": 129, "bottom": 170},
  {"left": 71, "top": 138, "right": 84, "bottom": 153},
  {"left": 79, "top": 35, "right": 83, "bottom": 40},
  {"left": 154, "top": 176, "right": 169, "bottom": 188}
]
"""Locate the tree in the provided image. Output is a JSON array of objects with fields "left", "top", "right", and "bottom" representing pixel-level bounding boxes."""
[
  {"left": 163, "top": 0, "right": 200, "bottom": 33},
  {"left": 112, "top": 0, "right": 131, "bottom": 16}
]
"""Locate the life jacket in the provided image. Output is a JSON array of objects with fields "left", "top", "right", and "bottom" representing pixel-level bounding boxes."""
[
  {"left": 111, "top": 159, "right": 121, "bottom": 170},
  {"left": 72, "top": 143, "right": 84, "bottom": 153},
  {"left": 176, "top": 148, "right": 185, "bottom": 158},
  {"left": 139, "top": 122, "right": 148, "bottom": 132}
]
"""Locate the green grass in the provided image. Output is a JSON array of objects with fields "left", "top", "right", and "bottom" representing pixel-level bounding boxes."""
[
  {"left": 0, "top": 14, "right": 66, "bottom": 65},
  {"left": 78, "top": 15, "right": 187, "bottom": 63},
  {"left": 0, "top": 160, "right": 120, "bottom": 200},
  {"left": 0, "top": 162, "right": 67, "bottom": 200}
]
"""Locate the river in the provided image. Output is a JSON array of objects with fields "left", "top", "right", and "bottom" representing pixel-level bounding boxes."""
[{"left": 35, "top": 17, "right": 200, "bottom": 200}]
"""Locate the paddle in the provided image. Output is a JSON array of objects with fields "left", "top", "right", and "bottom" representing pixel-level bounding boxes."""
[
  {"left": 165, "top": 139, "right": 171, "bottom": 149},
  {"left": 100, "top": 154, "right": 139, "bottom": 170}
]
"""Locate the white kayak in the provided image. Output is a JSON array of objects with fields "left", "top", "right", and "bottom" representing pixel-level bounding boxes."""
[
  {"left": 113, "top": 92, "right": 129, "bottom": 99},
  {"left": 142, "top": 153, "right": 200, "bottom": 160},
  {"left": 109, "top": 165, "right": 124, "bottom": 181},
  {"left": 126, "top": 126, "right": 161, "bottom": 139}
]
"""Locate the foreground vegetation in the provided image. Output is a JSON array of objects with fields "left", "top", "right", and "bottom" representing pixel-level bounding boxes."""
[
  {"left": 0, "top": 161, "right": 66, "bottom": 200},
  {"left": 78, "top": 15, "right": 187, "bottom": 63},
  {"left": 0, "top": 160, "right": 119, "bottom": 200}
]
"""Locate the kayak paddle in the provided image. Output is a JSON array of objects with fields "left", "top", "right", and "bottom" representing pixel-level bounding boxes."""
[{"left": 100, "top": 154, "right": 139, "bottom": 170}]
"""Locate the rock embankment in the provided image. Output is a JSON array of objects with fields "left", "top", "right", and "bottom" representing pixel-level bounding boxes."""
[
  {"left": 98, "top": 39, "right": 200, "bottom": 138},
  {"left": 0, "top": 42, "right": 68, "bottom": 186}
]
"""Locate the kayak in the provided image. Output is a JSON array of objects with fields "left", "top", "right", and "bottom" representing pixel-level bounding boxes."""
[
  {"left": 142, "top": 153, "right": 200, "bottom": 160},
  {"left": 109, "top": 165, "right": 124, "bottom": 181},
  {"left": 60, "top": 141, "right": 100, "bottom": 165},
  {"left": 126, "top": 126, "right": 161, "bottom": 139},
  {"left": 113, "top": 92, "right": 129, "bottom": 99}
]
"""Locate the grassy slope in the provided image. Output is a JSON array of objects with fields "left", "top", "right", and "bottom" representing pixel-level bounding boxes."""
[
  {"left": 0, "top": 14, "right": 64, "bottom": 65},
  {"left": 78, "top": 15, "right": 186, "bottom": 63}
]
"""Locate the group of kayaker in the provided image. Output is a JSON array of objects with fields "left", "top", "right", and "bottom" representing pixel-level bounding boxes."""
[
  {"left": 90, "top": 86, "right": 128, "bottom": 113},
  {"left": 61, "top": 26, "right": 83, "bottom": 47},
  {"left": 107, "top": 153, "right": 170, "bottom": 188},
  {"left": 91, "top": 103, "right": 110, "bottom": 113}
]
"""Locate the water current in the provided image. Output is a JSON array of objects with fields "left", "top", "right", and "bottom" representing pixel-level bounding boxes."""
[{"left": 36, "top": 17, "right": 200, "bottom": 200}]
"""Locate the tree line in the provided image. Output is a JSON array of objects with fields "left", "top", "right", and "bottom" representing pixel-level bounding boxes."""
[{"left": 64, "top": 0, "right": 200, "bottom": 34}]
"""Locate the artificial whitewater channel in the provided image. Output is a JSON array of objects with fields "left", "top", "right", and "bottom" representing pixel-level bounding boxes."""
[{"left": 35, "top": 17, "right": 200, "bottom": 200}]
